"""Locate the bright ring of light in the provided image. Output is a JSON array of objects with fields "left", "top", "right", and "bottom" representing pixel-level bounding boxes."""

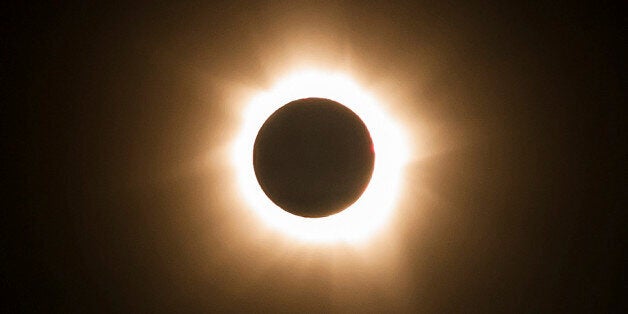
[{"left": 232, "top": 70, "right": 409, "bottom": 244}]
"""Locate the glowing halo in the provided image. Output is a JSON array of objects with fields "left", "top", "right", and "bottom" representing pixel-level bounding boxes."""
[{"left": 232, "top": 70, "right": 409, "bottom": 244}]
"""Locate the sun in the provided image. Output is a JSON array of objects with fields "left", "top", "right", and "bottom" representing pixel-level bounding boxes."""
[{"left": 232, "top": 69, "right": 409, "bottom": 244}]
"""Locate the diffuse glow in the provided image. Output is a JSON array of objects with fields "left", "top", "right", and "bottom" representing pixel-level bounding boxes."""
[{"left": 232, "top": 70, "right": 409, "bottom": 243}]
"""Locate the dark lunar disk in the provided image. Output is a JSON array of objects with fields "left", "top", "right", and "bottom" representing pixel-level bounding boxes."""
[{"left": 253, "top": 97, "right": 375, "bottom": 218}]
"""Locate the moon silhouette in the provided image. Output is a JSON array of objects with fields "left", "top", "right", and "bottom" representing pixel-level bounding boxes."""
[{"left": 253, "top": 97, "right": 375, "bottom": 218}]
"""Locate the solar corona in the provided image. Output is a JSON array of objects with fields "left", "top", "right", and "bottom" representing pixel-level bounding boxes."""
[{"left": 232, "top": 70, "right": 410, "bottom": 243}]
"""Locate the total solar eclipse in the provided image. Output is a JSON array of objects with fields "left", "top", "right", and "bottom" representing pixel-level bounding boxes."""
[{"left": 253, "top": 97, "right": 375, "bottom": 218}]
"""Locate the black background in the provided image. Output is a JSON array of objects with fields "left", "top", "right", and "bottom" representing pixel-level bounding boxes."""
[{"left": 6, "top": 1, "right": 624, "bottom": 312}]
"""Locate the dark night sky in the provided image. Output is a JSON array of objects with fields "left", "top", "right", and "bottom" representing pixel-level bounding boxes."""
[{"left": 6, "top": 1, "right": 624, "bottom": 312}]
